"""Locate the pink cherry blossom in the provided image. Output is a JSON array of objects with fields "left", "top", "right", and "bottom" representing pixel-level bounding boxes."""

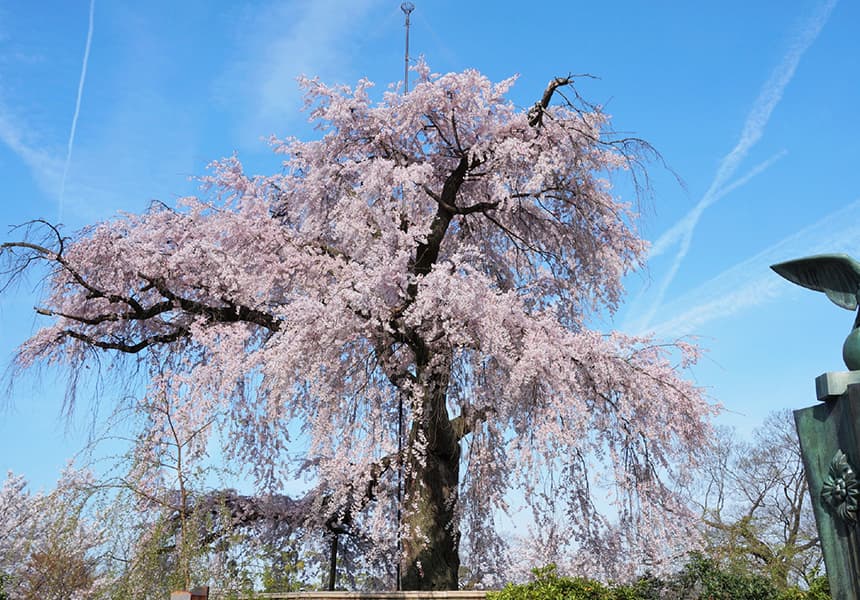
[{"left": 1, "top": 63, "right": 715, "bottom": 589}]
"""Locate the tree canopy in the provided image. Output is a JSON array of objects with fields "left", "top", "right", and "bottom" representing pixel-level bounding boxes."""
[
  {"left": 1, "top": 63, "right": 715, "bottom": 589},
  {"left": 696, "top": 411, "right": 821, "bottom": 589}
]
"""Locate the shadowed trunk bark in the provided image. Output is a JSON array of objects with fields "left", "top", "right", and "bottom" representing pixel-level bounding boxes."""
[
  {"left": 397, "top": 151, "right": 470, "bottom": 591},
  {"left": 400, "top": 356, "right": 461, "bottom": 590}
]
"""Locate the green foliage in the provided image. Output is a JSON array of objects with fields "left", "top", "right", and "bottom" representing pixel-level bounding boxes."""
[
  {"left": 801, "top": 575, "right": 831, "bottom": 600},
  {"left": 670, "top": 553, "right": 777, "bottom": 599},
  {"left": 489, "top": 564, "right": 636, "bottom": 600},
  {"left": 261, "top": 548, "right": 314, "bottom": 592},
  {"left": 489, "top": 556, "right": 831, "bottom": 600},
  {"left": 773, "top": 574, "right": 829, "bottom": 600}
]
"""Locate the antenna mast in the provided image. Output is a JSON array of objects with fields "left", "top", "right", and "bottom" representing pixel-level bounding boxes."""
[{"left": 401, "top": 2, "right": 414, "bottom": 93}]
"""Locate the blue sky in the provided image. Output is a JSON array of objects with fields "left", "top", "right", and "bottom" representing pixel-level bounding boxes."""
[{"left": 1, "top": 0, "right": 858, "bottom": 491}]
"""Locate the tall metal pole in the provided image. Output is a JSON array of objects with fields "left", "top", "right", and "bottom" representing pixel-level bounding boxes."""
[
  {"left": 397, "top": 5, "right": 414, "bottom": 590},
  {"left": 402, "top": 2, "right": 414, "bottom": 93}
]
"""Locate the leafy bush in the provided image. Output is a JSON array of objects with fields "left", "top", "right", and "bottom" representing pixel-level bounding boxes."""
[
  {"left": 669, "top": 553, "right": 777, "bottom": 599},
  {"left": 488, "top": 556, "right": 831, "bottom": 600},
  {"left": 774, "top": 574, "right": 830, "bottom": 600},
  {"left": 489, "top": 564, "right": 635, "bottom": 600}
]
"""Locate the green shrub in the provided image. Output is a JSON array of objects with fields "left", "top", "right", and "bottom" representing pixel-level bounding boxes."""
[
  {"left": 669, "top": 552, "right": 778, "bottom": 599},
  {"left": 489, "top": 556, "right": 830, "bottom": 600},
  {"left": 778, "top": 574, "right": 830, "bottom": 600},
  {"left": 489, "top": 564, "right": 614, "bottom": 600}
]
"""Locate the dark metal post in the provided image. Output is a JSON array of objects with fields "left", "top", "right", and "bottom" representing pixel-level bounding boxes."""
[
  {"left": 396, "top": 392, "right": 403, "bottom": 591},
  {"left": 327, "top": 534, "right": 339, "bottom": 591}
]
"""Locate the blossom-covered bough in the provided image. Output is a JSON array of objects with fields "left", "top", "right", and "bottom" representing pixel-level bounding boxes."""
[{"left": 1, "top": 63, "right": 715, "bottom": 589}]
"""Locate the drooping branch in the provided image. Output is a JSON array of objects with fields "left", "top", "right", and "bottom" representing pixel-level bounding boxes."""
[
  {"left": 2, "top": 236, "right": 146, "bottom": 315},
  {"left": 2, "top": 222, "right": 283, "bottom": 359},
  {"left": 34, "top": 300, "right": 175, "bottom": 325},
  {"left": 160, "top": 451, "right": 399, "bottom": 551},
  {"left": 139, "top": 274, "right": 281, "bottom": 332},
  {"left": 62, "top": 328, "right": 189, "bottom": 354}
]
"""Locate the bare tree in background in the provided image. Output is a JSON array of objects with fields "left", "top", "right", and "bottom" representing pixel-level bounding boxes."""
[{"left": 695, "top": 410, "right": 822, "bottom": 589}]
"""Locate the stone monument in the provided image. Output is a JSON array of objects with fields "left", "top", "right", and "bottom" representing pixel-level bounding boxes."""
[{"left": 773, "top": 253, "right": 860, "bottom": 599}]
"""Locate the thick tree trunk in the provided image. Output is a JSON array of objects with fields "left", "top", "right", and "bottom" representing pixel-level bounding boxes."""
[
  {"left": 397, "top": 157, "right": 468, "bottom": 591},
  {"left": 400, "top": 361, "right": 461, "bottom": 590}
]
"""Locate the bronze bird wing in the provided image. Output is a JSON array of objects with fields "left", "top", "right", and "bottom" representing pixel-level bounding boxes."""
[{"left": 771, "top": 254, "right": 860, "bottom": 311}]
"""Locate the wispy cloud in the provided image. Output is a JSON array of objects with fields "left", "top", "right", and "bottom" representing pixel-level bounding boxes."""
[
  {"left": 0, "top": 107, "right": 62, "bottom": 196},
  {"left": 645, "top": 197, "right": 860, "bottom": 339},
  {"left": 0, "top": 5, "right": 7, "bottom": 44},
  {"left": 218, "top": 0, "right": 385, "bottom": 144},
  {"left": 59, "top": 0, "right": 95, "bottom": 222},
  {"left": 635, "top": 0, "right": 837, "bottom": 331}
]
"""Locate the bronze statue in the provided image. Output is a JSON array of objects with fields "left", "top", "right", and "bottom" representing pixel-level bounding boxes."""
[{"left": 771, "top": 253, "right": 860, "bottom": 370}]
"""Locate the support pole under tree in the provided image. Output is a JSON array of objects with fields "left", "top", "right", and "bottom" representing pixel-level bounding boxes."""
[
  {"left": 327, "top": 533, "right": 339, "bottom": 591},
  {"left": 795, "top": 373, "right": 860, "bottom": 599}
]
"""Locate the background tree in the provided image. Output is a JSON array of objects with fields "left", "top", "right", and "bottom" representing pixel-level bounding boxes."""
[
  {"left": 0, "top": 469, "right": 102, "bottom": 599},
  {"left": 0, "top": 472, "right": 36, "bottom": 596},
  {"left": 694, "top": 410, "right": 821, "bottom": 589},
  {"left": 89, "top": 392, "right": 282, "bottom": 596},
  {"left": 1, "top": 64, "right": 715, "bottom": 589}
]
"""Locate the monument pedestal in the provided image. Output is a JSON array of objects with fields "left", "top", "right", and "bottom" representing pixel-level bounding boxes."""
[{"left": 795, "top": 373, "right": 860, "bottom": 599}]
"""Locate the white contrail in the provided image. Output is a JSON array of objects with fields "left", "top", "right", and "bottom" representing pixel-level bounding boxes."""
[
  {"left": 646, "top": 196, "right": 860, "bottom": 339},
  {"left": 59, "top": 0, "right": 95, "bottom": 221},
  {"left": 637, "top": 0, "right": 837, "bottom": 330},
  {"left": 648, "top": 151, "right": 787, "bottom": 262},
  {"left": 630, "top": 152, "right": 787, "bottom": 332}
]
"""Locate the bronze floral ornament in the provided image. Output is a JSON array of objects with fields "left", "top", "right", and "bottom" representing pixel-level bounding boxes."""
[{"left": 821, "top": 450, "right": 860, "bottom": 525}]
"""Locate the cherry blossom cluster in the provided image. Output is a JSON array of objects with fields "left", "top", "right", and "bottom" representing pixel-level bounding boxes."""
[{"left": 2, "top": 62, "right": 715, "bottom": 582}]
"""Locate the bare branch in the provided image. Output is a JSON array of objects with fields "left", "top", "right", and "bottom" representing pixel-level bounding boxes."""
[{"left": 528, "top": 76, "right": 573, "bottom": 128}]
